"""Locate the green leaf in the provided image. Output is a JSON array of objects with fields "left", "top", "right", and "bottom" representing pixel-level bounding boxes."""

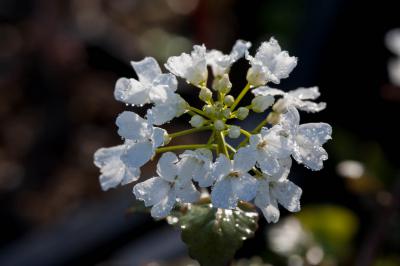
[{"left": 174, "top": 203, "right": 258, "bottom": 266}]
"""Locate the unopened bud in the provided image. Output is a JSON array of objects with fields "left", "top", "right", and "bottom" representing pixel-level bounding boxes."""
[
  {"left": 223, "top": 95, "right": 235, "bottom": 107},
  {"left": 272, "top": 98, "right": 287, "bottom": 113},
  {"left": 203, "top": 105, "right": 216, "bottom": 116},
  {"left": 246, "top": 67, "right": 267, "bottom": 87},
  {"left": 214, "top": 120, "right": 225, "bottom": 131},
  {"left": 199, "top": 88, "right": 213, "bottom": 102},
  {"left": 228, "top": 126, "right": 241, "bottom": 139},
  {"left": 222, "top": 109, "right": 231, "bottom": 119},
  {"left": 251, "top": 95, "right": 274, "bottom": 113},
  {"left": 236, "top": 107, "right": 249, "bottom": 120},
  {"left": 190, "top": 115, "right": 205, "bottom": 128},
  {"left": 212, "top": 74, "right": 232, "bottom": 94}
]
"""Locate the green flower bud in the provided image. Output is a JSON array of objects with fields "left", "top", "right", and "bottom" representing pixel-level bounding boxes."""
[
  {"left": 223, "top": 95, "right": 235, "bottom": 107},
  {"left": 199, "top": 88, "right": 213, "bottom": 103},
  {"left": 222, "top": 109, "right": 231, "bottom": 119},
  {"left": 251, "top": 95, "right": 274, "bottom": 113},
  {"left": 236, "top": 107, "right": 249, "bottom": 120},
  {"left": 214, "top": 120, "right": 225, "bottom": 131},
  {"left": 228, "top": 125, "right": 241, "bottom": 139},
  {"left": 212, "top": 74, "right": 232, "bottom": 94},
  {"left": 190, "top": 115, "right": 205, "bottom": 128},
  {"left": 203, "top": 105, "right": 216, "bottom": 116}
]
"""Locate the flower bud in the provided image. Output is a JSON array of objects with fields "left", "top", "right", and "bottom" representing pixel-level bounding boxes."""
[
  {"left": 223, "top": 95, "right": 235, "bottom": 107},
  {"left": 190, "top": 115, "right": 205, "bottom": 128},
  {"left": 199, "top": 88, "right": 213, "bottom": 103},
  {"left": 212, "top": 74, "right": 232, "bottom": 94},
  {"left": 176, "top": 96, "right": 189, "bottom": 116},
  {"left": 272, "top": 98, "right": 287, "bottom": 113},
  {"left": 222, "top": 109, "right": 231, "bottom": 119},
  {"left": 246, "top": 66, "right": 267, "bottom": 87},
  {"left": 214, "top": 120, "right": 225, "bottom": 131},
  {"left": 251, "top": 95, "right": 274, "bottom": 113},
  {"left": 236, "top": 107, "right": 249, "bottom": 120},
  {"left": 228, "top": 125, "right": 241, "bottom": 139},
  {"left": 203, "top": 105, "right": 216, "bottom": 116}
]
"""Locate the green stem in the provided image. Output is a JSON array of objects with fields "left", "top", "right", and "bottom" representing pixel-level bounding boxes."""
[
  {"left": 168, "top": 126, "right": 212, "bottom": 139},
  {"left": 230, "top": 83, "right": 251, "bottom": 111},
  {"left": 217, "top": 131, "right": 229, "bottom": 157},
  {"left": 240, "top": 128, "right": 252, "bottom": 138},
  {"left": 187, "top": 106, "right": 211, "bottom": 119},
  {"left": 156, "top": 144, "right": 216, "bottom": 153},
  {"left": 226, "top": 143, "right": 236, "bottom": 154},
  {"left": 207, "top": 130, "right": 216, "bottom": 145},
  {"left": 251, "top": 112, "right": 276, "bottom": 133}
]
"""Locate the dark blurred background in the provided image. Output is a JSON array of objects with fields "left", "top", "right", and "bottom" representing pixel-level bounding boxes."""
[{"left": 0, "top": 0, "right": 399, "bottom": 265}]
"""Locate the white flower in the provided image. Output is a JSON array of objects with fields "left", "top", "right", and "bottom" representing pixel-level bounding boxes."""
[
  {"left": 280, "top": 107, "right": 332, "bottom": 171},
  {"left": 146, "top": 93, "right": 187, "bottom": 125},
  {"left": 254, "top": 158, "right": 302, "bottom": 223},
  {"left": 133, "top": 152, "right": 200, "bottom": 218},
  {"left": 249, "top": 125, "right": 292, "bottom": 176},
  {"left": 246, "top": 37, "right": 297, "bottom": 86},
  {"left": 385, "top": 29, "right": 400, "bottom": 86},
  {"left": 211, "top": 147, "right": 257, "bottom": 209},
  {"left": 165, "top": 45, "right": 208, "bottom": 86},
  {"left": 178, "top": 149, "right": 214, "bottom": 187},
  {"left": 114, "top": 57, "right": 185, "bottom": 125},
  {"left": 115, "top": 111, "right": 166, "bottom": 171},
  {"left": 207, "top": 40, "right": 251, "bottom": 77},
  {"left": 94, "top": 142, "right": 140, "bottom": 191},
  {"left": 114, "top": 57, "right": 177, "bottom": 106},
  {"left": 116, "top": 111, "right": 166, "bottom": 144},
  {"left": 252, "top": 86, "right": 326, "bottom": 113}
]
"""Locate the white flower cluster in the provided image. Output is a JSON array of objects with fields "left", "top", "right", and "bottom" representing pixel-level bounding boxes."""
[
  {"left": 94, "top": 37, "right": 332, "bottom": 223},
  {"left": 385, "top": 29, "right": 400, "bottom": 86}
]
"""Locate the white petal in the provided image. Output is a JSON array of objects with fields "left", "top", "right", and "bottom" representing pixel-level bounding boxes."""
[
  {"left": 261, "top": 200, "right": 280, "bottom": 223},
  {"left": 211, "top": 154, "right": 232, "bottom": 182},
  {"left": 151, "top": 127, "right": 166, "bottom": 148},
  {"left": 289, "top": 86, "right": 321, "bottom": 100},
  {"left": 252, "top": 86, "right": 285, "bottom": 96},
  {"left": 133, "top": 177, "right": 171, "bottom": 207},
  {"left": 114, "top": 77, "right": 149, "bottom": 105},
  {"left": 272, "top": 180, "right": 302, "bottom": 212},
  {"left": 298, "top": 123, "right": 332, "bottom": 145},
  {"left": 230, "top": 40, "right": 251, "bottom": 62},
  {"left": 116, "top": 111, "right": 150, "bottom": 140},
  {"left": 178, "top": 149, "right": 214, "bottom": 187},
  {"left": 211, "top": 178, "right": 238, "bottom": 209},
  {"left": 252, "top": 37, "right": 297, "bottom": 84},
  {"left": 293, "top": 145, "right": 328, "bottom": 171},
  {"left": 295, "top": 100, "right": 327, "bottom": 113},
  {"left": 262, "top": 125, "right": 293, "bottom": 157},
  {"left": 157, "top": 152, "right": 179, "bottom": 181},
  {"left": 147, "top": 102, "right": 177, "bottom": 125},
  {"left": 153, "top": 73, "right": 178, "bottom": 92},
  {"left": 165, "top": 45, "right": 207, "bottom": 86},
  {"left": 257, "top": 151, "right": 281, "bottom": 176},
  {"left": 175, "top": 182, "right": 200, "bottom": 203},
  {"left": 232, "top": 173, "right": 258, "bottom": 201},
  {"left": 254, "top": 179, "right": 271, "bottom": 208},
  {"left": 150, "top": 189, "right": 176, "bottom": 218},
  {"left": 94, "top": 145, "right": 140, "bottom": 190},
  {"left": 131, "top": 57, "right": 162, "bottom": 85},
  {"left": 233, "top": 146, "right": 256, "bottom": 172},
  {"left": 270, "top": 51, "right": 297, "bottom": 82},
  {"left": 165, "top": 53, "right": 192, "bottom": 78},
  {"left": 122, "top": 141, "right": 153, "bottom": 168}
]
